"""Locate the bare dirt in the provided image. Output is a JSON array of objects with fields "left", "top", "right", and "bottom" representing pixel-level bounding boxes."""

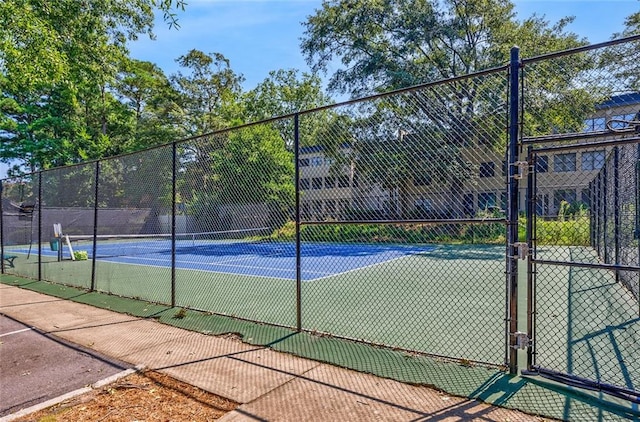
[{"left": 12, "top": 370, "right": 238, "bottom": 422}]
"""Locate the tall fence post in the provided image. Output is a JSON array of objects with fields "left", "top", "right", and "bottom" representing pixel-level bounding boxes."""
[
  {"left": 507, "top": 46, "right": 521, "bottom": 375},
  {"left": 38, "top": 172, "right": 42, "bottom": 281},
  {"left": 603, "top": 161, "right": 609, "bottom": 263},
  {"left": 636, "top": 144, "right": 640, "bottom": 317},
  {"left": 171, "top": 141, "right": 177, "bottom": 308},
  {"left": 614, "top": 146, "right": 620, "bottom": 283},
  {"left": 294, "top": 114, "right": 302, "bottom": 331},
  {"left": 91, "top": 162, "right": 100, "bottom": 291}
]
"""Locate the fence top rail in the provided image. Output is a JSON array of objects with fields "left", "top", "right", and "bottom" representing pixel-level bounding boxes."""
[
  {"left": 529, "top": 134, "right": 640, "bottom": 154},
  {"left": 521, "top": 34, "right": 640, "bottom": 66},
  {"left": 3, "top": 64, "right": 511, "bottom": 182},
  {"left": 522, "top": 128, "right": 637, "bottom": 145},
  {"left": 176, "top": 63, "right": 510, "bottom": 140}
]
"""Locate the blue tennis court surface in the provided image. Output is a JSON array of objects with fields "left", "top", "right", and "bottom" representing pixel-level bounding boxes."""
[{"left": 15, "top": 241, "right": 435, "bottom": 281}]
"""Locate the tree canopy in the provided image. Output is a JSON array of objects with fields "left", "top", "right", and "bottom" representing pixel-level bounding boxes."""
[{"left": 301, "top": 0, "right": 587, "bottom": 98}]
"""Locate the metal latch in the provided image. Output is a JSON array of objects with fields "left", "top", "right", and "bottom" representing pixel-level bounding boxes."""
[
  {"left": 514, "top": 242, "right": 528, "bottom": 260},
  {"left": 513, "top": 332, "right": 530, "bottom": 350},
  {"left": 513, "top": 161, "right": 529, "bottom": 180}
]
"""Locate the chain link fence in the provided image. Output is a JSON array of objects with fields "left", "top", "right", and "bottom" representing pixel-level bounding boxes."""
[
  {"left": 1, "top": 66, "right": 511, "bottom": 367},
  {"left": 3, "top": 36, "right": 640, "bottom": 393},
  {"left": 522, "top": 36, "right": 640, "bottom": 400}
]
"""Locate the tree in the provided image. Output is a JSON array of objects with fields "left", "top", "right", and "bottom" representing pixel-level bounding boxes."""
[
  {"left": 0, "top": 0, "right": 186, "bottom": 175},
  {"left": 182, "top": 125, "right": 295, "bottom": 232},
  {"left": 113, "top": 58, "right": 182, "bottom": 152},
  {"left": 300, "top": 0, "right": 591, "bottom": 218},
  {"left": 601, "top": 11, "right": 640, "bottom": 93},
  {"left": 171, "top": 50, "right": 244, "bottom": 137},
  {"left": 243, "top": 70, "right": 331, "bottom": 120},
  {"left": 302, "top": 0, "right": 585, "bottom": 97},
  {"left": 241, "top": 69, "right": 334, "bottom": 147}
]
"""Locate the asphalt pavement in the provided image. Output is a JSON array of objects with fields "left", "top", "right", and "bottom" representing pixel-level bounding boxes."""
[{"left": 0, "top": 313, "right": 132, "bottom": 417}]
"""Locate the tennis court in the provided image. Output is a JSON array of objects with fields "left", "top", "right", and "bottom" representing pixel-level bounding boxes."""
[{"left": 8, "top": 236, "right": 436, "bottom": 281}]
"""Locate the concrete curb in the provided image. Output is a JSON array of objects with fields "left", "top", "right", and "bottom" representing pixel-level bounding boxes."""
[{"left": 0, "top": 365, "right": 144, "bottom": 422}]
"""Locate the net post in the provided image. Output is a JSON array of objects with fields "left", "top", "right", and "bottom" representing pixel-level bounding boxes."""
[
  {"left": 171, "top": 141, "right": 177, "bottom": 308},
  {"left": 507, "top": 46, "right": 521, "bottom": 375},
  {"left": 294, "top": 113, "right": 302, "bottom": 331},
  {"left": 91, "top": 161, "right": 100, "bottom": 291}
]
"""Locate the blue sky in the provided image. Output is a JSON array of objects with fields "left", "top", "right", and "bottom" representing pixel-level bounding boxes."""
[{"left": 128, "top": 0, "right": 639, "bottom": 91}]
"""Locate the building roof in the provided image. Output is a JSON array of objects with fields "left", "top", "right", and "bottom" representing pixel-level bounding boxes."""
[{"left": 596, "top": 92, "right": 640, "bottom": 110}]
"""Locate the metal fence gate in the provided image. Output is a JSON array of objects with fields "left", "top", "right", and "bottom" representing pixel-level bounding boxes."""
[{"left": 520, "top": 37, "right": 640, "bottom": 403}]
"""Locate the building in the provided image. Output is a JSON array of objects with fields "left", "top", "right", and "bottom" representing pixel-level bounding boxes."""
[{"left": 298, "top": 93, "right": 640, "bottom": 221}]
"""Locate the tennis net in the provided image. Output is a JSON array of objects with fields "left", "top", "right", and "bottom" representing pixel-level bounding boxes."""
[{"left": 64, "top": 227, "right": 273, "bottom": 259}]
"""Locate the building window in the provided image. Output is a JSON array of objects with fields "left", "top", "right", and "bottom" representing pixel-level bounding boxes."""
[
  {"left": 553, "top": 153, "right": 576, "bottom": 172},
  {"left": 300, "top": 178, "right": 310, "bottom": 190},
  {"left": 581, "top": 150, "right": 605, "bottom": 171},
  {"left": 536, "top": 155, "right": 548, "bottom": 173},
  {"left": 301, "top": 203, "right": 311, "bottom": 218},
  {"left": 478, "top": 192, "right": 497, "bottom": 210},
  {"left": 583, "top": 117, "right": 605, "bottom": 132},
  {"left": 479, "top": 162, "right": 495, "bottom": 178},
  {"left": 310, "top": 156, "right": 323, "bottom": 166},
  {"left": 312, "top": 177, "right": 323, "bottom": 189},
  {"left": 298, "top": 158, "right": 309, "bottom": 167},
  {"left": 536, "top": 194, "right": 549, "bottom": 216},
  {"left": 312, "top": 200, "right": 323, "bottom": 214},
  {"left": 554, "top": 189, "right": 576, "bottom": 210},
  {"left": 609, "top": 114, "right": 636, "bottom": 130},
  {"left": 324, "top": 176, "right": 336, "bottom": 188},
  {"left": 337, "top": 175, "right": 350, "bottom": 188},
  {"left": 338, "top": 199, "right": 350, "bottom": 215}
]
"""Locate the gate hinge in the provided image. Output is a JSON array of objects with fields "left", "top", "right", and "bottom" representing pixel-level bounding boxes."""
[
  {"left": 512, "top": 331, "right": 531, "bottom": 350},
  {"left": 512, "top": 161, "right": 529, "bottom": 180},
  {"left": 513, "top": 242, "right": 529, "bottom": 260}
]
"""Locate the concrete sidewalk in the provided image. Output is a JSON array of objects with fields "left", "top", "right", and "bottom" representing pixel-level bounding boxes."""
[{"left": 0, "top": 284, "right": 545, "bottom": 421}]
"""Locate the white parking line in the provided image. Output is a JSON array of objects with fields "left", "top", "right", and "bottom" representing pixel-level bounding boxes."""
[{"left": 0, "top": 328, "right": 33, "bottom": 338}]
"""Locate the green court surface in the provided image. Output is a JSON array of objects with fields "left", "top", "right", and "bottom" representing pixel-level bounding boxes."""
[
  {"left": 533, "top": 246, "right": 640, "bottom": 396},
  {"left": 6, "top": 243, "right": 508, "bottom": 364}
]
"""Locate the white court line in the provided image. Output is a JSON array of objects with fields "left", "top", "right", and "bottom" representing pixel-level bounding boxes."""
[
  {"left": 309, "top": 254, "right": 418, "bottom": 282},
  {"left": 95, "top": 259, "right": 295, "bottom": 281},
  {"left": 111, "top": 255, "right": 332, "bottom": 276},
  {"left": 0, "top": 327, "right": 33, "bottom": 337}
]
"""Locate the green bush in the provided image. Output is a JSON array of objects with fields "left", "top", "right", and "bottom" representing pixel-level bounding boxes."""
[{"left": 535, "top": 216, "right": 590, "bottom": 246}]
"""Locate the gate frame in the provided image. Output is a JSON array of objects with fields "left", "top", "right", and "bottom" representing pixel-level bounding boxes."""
[{"left": 522, "top": 135, "right": 640, "bottom": 404}]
